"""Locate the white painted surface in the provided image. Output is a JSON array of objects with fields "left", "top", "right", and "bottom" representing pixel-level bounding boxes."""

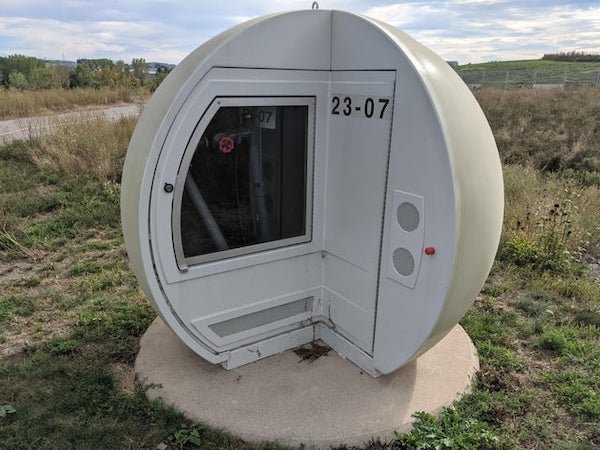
[
  {"left": 324, "top": 71, "right": 395, "bottom": 352},
  {"left": 121, "top": 10, "right": 503, "bottom": 375}
]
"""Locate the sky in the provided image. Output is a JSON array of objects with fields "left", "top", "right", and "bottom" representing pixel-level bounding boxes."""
[{"left": 0, "top": 0, "right": 599, "bottom": 65}]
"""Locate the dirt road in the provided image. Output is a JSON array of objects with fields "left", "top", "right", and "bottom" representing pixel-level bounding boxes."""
[{"left": 0, "top": 104, "right": 140, "bottom": 144}]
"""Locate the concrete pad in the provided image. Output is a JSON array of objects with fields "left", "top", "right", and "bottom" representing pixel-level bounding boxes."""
[{"left": 135, "top": 318, "right": 479, "bottom": 449}]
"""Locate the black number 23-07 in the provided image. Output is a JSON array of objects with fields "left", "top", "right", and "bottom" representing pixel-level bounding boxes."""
[{"left": 331, "top": 96, "right": 390, "bottom": 119}]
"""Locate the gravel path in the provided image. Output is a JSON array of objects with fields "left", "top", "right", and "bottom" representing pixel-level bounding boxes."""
[{"left": 0, "top": 104, "right": 140, "bottom": 144}]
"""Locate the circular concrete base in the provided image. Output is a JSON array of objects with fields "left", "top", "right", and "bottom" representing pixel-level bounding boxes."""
[{"left": 135, "top": 319, "right": 479, "bottom": 449}]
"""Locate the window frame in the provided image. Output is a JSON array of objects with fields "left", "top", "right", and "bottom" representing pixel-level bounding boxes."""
[{"left": 172, "top": 96, "right": 315, "bottom": 269}]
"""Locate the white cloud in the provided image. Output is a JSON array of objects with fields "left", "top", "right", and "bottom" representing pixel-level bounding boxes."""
[
  {"left": 0, "top": 16, "right": 189, "bottom": 62},
  {"left": 363, "top": 2, "right": 600, "bottom": 62},
  {"left": 0, "top": 1, "right": 599, "bottom": 64},
  {"left": 363, "top": 3, "right": 451, "bottom": 27}
]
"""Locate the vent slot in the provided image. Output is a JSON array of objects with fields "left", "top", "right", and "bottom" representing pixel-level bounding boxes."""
[{"left": 209, "top": 297, "right": 313, "bottom": 337}]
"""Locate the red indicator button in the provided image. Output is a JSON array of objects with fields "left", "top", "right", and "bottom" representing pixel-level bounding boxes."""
[{"left": 424, "top": 247, "right": 436, "bottom": 255}]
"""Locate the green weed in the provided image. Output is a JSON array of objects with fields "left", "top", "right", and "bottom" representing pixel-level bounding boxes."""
[
  {"left": 69, "top": 261, "right": 104, "bottom": 276},
  {"left": 0, "top": 294, "right": 35, "bottom": 321},
  {"left": 0, "top": 404, "right": 16, "bottom": 418},
  {"left": 543, "top": 371, "right": 600, "bottom": 420},
  {"left": 573, "top": 309, "right": 600, "bottom": 328},
  {"left": 394, "top": 409, "right": 509, "bottom": 450},
  {"left": 20, "top": 274, "right": 40, "bottom": 287},
  {"left": 169, "top": 424, "right": 206, "bottom": 449},
  {"left": 47, "top": 337, "right": 78, "bottom": 355},
  {"left": 79, "top": 237, "right": 122, "bottom": 252},
  {"left": 481, "top": 283, "right": 506, "bottom": 298},
  {"left": 514, "top": 290, "right": 557, "bottom": 318},
  {"left": 477, "top": 342, "right": 526, "bottom": 371},
  {"left": 536, "top": 329, "right": 569, "bottom": 353}
]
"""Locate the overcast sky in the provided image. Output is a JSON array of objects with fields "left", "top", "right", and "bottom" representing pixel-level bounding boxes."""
[{"left": 1, "top": 0, "right": 599, "bottom": 65}]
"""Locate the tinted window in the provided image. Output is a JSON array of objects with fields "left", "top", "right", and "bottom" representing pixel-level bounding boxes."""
[{"left": 180, "top": 104, "right": 309, "bottom": 260}]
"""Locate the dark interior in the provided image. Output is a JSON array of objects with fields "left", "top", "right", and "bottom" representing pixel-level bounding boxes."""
[{"left": 180, "top": 104, "right": 309, "bottom": 260}]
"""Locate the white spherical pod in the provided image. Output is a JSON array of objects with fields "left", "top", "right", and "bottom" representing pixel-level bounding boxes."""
[{"left": 121, "top": 10, "right": 503, "bottom": 376}]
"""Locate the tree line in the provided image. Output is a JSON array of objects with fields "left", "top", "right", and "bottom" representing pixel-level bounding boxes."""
[
  {"left": 0, "top": 54, "right": 172, "bottom": 91},
  {"left": 542, "top": 52, "right": 600, "bottom": 62}
]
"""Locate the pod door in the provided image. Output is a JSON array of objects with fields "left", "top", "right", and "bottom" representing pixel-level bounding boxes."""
[
  {"left": 323, "top": 71, "right": 395, "bottom": 354},
  {"left": 166, "top": 92, "right": 321, "bottom": 354}
]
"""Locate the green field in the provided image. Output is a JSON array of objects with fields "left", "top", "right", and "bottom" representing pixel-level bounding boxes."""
[
  {"left": 456, "top": 59, "right": 600, "bottom": 86},
  {"left": 0, "top": 87, "right": 599, "bottom": 449}
]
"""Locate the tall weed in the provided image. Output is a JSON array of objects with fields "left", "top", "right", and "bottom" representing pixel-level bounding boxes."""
[
  {"left": 0, "top": 87, "right": 147, "bottom": 120},
  {"left": 32, "top": 115, "right": 137, "bottom": 183},
  {"left": 475, "top": 87, "right": 600, "bottom": 180},
  {"left": 501, "top": 165, "right": 600, "bottom": 269}
]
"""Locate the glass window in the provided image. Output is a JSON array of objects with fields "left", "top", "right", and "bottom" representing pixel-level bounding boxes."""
[{"left": 178, "top": 100, "right": 312, "bottom": 263}]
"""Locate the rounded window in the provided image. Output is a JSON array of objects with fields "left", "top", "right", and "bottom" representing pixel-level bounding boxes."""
[{"left": 174, "top": 98, "right": 314, "bottom": 266}]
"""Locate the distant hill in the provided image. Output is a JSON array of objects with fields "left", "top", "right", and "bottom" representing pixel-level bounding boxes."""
[{"left": 455, "top": 59, "right": 600, "bottom": 87}]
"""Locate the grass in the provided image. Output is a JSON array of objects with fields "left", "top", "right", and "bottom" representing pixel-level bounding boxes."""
[
  {"left": 474, "top": 87, "right": 600, "bottom": 178},
  {"left": 454, "top": 269, "right": 600, "bottom": 448},
  {"left": 32, "top": 115, "right": 137, "bottom": 183},
  {"left": 456, "top": 59, "right": 600, "bottom": 86},
  {"left": 0, "top": 140, "right": 286, "bottom": 450},
  {"left": 457, "top": 59, "right": 600, "bottom": 74},
  {"left": 500, "top": 165, "right": 600, "bottom": 266},
  {"left": 0, "top": 87, "right": 147, "bottom": 120},
  {"left": 0, "top": 86, "right": 599, "bottom": 449},
  {"left": 393, "top": 410, "right": 509, "bottom": 450}
]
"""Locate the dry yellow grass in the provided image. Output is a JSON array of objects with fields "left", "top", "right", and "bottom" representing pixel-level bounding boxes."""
[
  {"left": 476, "top": 87, "right": 600, "bottom": 259},
  {"left": 475, "top": 86, "right": 600, "bottom": 176},
  {"left": 32, "top": 115, "right": 137, "bottom": 183},
  {"left": 0, "top": 87, "right": 147, "bottom": 120}
]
